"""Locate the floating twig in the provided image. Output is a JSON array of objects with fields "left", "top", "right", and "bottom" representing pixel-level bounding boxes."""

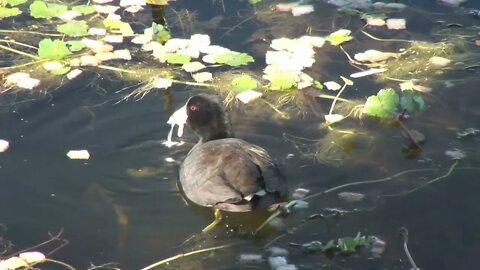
[{"left": 399, "top": 227, "right": 420, "bottom": 270}]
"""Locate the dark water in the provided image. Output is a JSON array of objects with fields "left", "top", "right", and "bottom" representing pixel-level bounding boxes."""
[{"left": 1, "top": 0, "right": 480, "bottom": 269}]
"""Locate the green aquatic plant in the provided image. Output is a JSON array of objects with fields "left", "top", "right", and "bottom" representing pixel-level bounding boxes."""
[
  {"left": 230, "top": 74, "right": 258, "bottom": 93},
  {"left": 57, "top": 21, "right": 89, "bottom": 37},
  {"left": 164, "top": 53, "right": 191, "bottom": 64},
  {"left": 214, "top": 52, "right": 254, "bottom": 66},
  {"left": 29, "top": 1, "right": 68, "bottom": 19},
  {"left": 37, "top": 39, "right": 71, "bottom": 60}
]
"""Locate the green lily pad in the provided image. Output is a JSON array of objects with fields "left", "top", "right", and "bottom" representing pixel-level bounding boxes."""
[
  {"left": 325, "top": 29, "right": 353, "bottom": 46},
  {"left": 231, "top": 75, "right": 258, "bottom": 93},
  {"left": 313, "top": 80, "right": 324, "bottom": 90},
  {"left": 164, "top": 53, "right": 191, "bottom": 64},
  {"left": 0, "top": 7, "right": 21, "bottom": 18},
  {"left": 363, "top": 88, "right": 399, "bottom": 118},
  {"left": 57, "top": 21, "right": 89, "bottom": 37},
  {"left": 400, "top": 90, "right": 425, "bottom": 113},
  {"left": 65, "top": 40, "right": 85, "bottom": 52},
  {"left": 51, "top": 66, "right": 71, "bottom": 75},
  {"left": 267, "top": 69, "right": 297, "bottom": 90},
  {"left": 38, "top": 39, "right": 71, "bottom": 60},
  {"left": 30, "top": 1, "right": 68, "bottom": 19},
  {"left": 215, "top": 52, "right": 254, "bottom": 67},
  {"left": 72, "top": 5, "right": 96, "bottom": 15},
  {"left": 4, "top": 0, "right": 27, "bottom": 6}
]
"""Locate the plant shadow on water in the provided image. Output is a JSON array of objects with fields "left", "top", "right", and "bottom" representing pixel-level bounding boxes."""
[{"left": 0, "top": 0, "right": 480, "bottom": 269}]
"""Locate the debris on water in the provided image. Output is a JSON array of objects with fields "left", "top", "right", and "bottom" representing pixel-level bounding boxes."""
[
  {"left": 436, "top": 0, "right": 467, "bottom": 7},
  {"left": 324, "top": 81, "right": 341, "bottom": 90},
  {"left": 268, "top": 217, "right": 286, "bottom": 230},
  {"left": 154, "top": 78, "right": 173, "bottom": 89},
  {"left": 386, "top": 18, "right": 406, "bottom": 30},
  {"left": 369, "top": 236, "right": 386, "bottom": 258},
  {"left": 456, "top": 128, "right": 480, "bottom": 139},
  {"left": 268, "top": 246, "right": 289, "bottom": 256},
  {"left": 350, "top": 68, "right": 387, "bottom": 78},
  {"left": 164, "top": 157, "right": 175, "bottom": 162},
  {"left": 429, "top": 56, "right": 451, "bottom": 67},
  {"left": 292, "top": 188, "right": 310, "bottom": 199},
  {"left": 238, "top": 254, "right": 263, "bottom": 264},
  {"left": 268, "top": 256, "right": 288, "bottom": 269},
  {"left": 338, "top": 191, "right": 365, "bottom": 202},
  {"left": 5, "top": 72, "right": 41, "bottom": 90},
  {"left": 236, "top": 89, "right": 263, "bottom": 104},
  {"left": 0, "top": 139, "right": 10, "bottom": 152},
  {"left": 354, "top": 49, "right": 398, "bottom": 63},
  {"left": 192, "top": 72, "right": 213, "bottom": 83},
  {"left": 67, "top": 69, "right": 83, "bottom": 80},
  {"left": 66, "top": 150, "right": 90, "bottom": 160},
  {"left": 18, "top": 251, "right": 46, "bottom": 264},
  {"left": 445, "top": 148, "right": 466, "bottom": 160},
  {"left": 300, "top": 240, "right": 323, "bottom": 253}
]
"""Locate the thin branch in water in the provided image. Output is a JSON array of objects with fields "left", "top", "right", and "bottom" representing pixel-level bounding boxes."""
[
  {"left": 0, "top": 44, "right": 41, "bottom": 60},
  {"left": 399, "top": 227, "right": 420, "bottom": 270}
]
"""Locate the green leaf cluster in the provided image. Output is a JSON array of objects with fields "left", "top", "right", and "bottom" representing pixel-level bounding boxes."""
[
  {"left": 57, "top": 21, "right": 89, "bottom": 37},
  {"left": 268, "top": 70, "right": 296, "bottom": 90},
  {"left": 0, "top": 6, "right": 20, "bottom": 17},
  {"left": 215, "top": 52, "right": 254, "bottom": 67},
  {"left": 363, "top": 88, "right": 399, "bottom": 117},
  {"left": 164, "top": 53, "right": 191, "bottom": 64},
  {"left": 38, "top": 39, "right": 70, "bottom": 60},
  {"left": 325, "top": 29, "right": 353, "bottom": 46},
  {"left": 152, "top": 22, "right": 171, "bottom": 43},
  {"left": 30, "top": 1, "right": 67, "bottom": 19},
  {"left": 65, "top": 40, "right": 85, "bottom": 52},
  {"left": 231, "top": 75, "right": 258, "bottom": 93},
  {"left": 1, "top": 0, "right": 27, "bottom": 6},
  {"left": 72, "top": 5, "right": 95, "bottom": 15},
  {"left": 400, "top": 90, "right": 425, "bottom": 113},
  {"left": 300, "top": 233, "right": 373, "bottom": 256}
]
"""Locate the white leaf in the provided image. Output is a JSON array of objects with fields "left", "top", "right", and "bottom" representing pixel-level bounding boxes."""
[
  {"left": 338, "top": 192, "right": 365, "bottom": 202},
  {"left": 42, "top": 61, "right": 64, "bottom": 71},
  {"left": 298, "top": 35, "right": 325, "bottom": 48},
  {"left": 236, "top": 90, "right": 263, "bottom": 104},
  {"left": 95, "top": 52, "right": 118, "bottom": 61},
  {"left": 142, "top": 41, "right": 162, "bottom": 52},
  {"left": 93, "top": 5, "right": 119, "bottom": 14},
  {"left": 291, "top": 4, "right": 315, "bottom": 16},
  {"left": 182, "top": 61, "right": 206, "bottom": 73},
  {"left": 89, "top": 27, "right": 107, "bottom": 36},
  {"left": 386, "top": 18, "right": 406, "bottom": 30},
  {"left": 154, "top": 78, "right": 173, "bottom": 89},
  {"left": 164, "top": 38, "right": 189, "bottom": 52},
  {"left": 67, "top": 69, "right": 83, "bottom": 80},
  {"left": 114, "top": 49, "right": 131, "bottom": 60},
  {"left": 429, "top": 56, "right": 451, "bottom": 67},
  {"left": 125, "top": 5, "right": 143, "bottom": 13},
  {"left": 104, "top": 35, "right": 124, "bottom": 43},
  {"left": 6, "top": 72, "right": 40, "bottom": 90},
  {"left": 93, "top": 0, "right": 114, "bottom": 3},
  {"left": 189, "top": 34, "right": 211, "bottom": 50},
  {"left": 199, "top": 45, "right": 230, "bottom": 55},
  {"left": 354, "top": 49, "right": 397, "bottom": 62},
  {"left": 350, "top": 68, "right": 387, "bottom": 78},
  {"left": 0, "top": 139, "right": 9, "bottom": 152},
  {"left": 80, "top": 55, "right": 100, "bottom": 66},
  {"left": 19, "top": 252, "right": 46, "bottom": 264},
  {"left": 0, "top": 257, "right": 28, "bottom": 269},
  {"left": 445, "top": 148, "right": 466, "bottom": 160},
  {"left": 238, "top": 254, "right": 263, "bottom": 264},
  {"left": 59, "top": 10, "right": 81, "bottom": 20},
  {"left": 192, "top": 72, "right": 213, "bottom": 83},
  {"left": 324, "top": 114, "right": 345, "bottom": 124},
  {"left": 67, "top": 150, "right": 90, "bottom": 160},
  {"left": 365, "top": 17, "right": 386, "bottom": 26},
  {"left": 201, "top": 54, "right": 217, "bottom": 64},
  {"left": 324, "top": 81, "right": 342, "bottom": 91},
  {"left": 120, "top": 0, "right": 146, "bottom": 7},
  {"left": 291, "top": 188, "right": 310, "bottom": 199},
  {"left": 131, "top": 35, "right": 152, "bottom": 44}
]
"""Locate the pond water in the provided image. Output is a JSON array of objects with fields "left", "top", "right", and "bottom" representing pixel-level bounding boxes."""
[{"left": 1, "top": 0, "right": 480, "bottom": 269}]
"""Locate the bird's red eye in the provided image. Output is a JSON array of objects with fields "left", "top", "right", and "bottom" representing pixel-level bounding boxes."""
[{"left": 189, "top": 105, "right": 198, "bottom": 112}]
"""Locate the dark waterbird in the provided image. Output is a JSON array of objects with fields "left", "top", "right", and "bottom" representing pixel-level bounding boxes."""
[{"left": 175, "top": 94, "right": 288, "bottom": 232}]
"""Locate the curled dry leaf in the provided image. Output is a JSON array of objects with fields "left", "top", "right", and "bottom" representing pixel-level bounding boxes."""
[
  {"left": 325, "top": 114, "right": 345, "bottom": 124},
  {"left": 67, "top": 150, "right": 90, "bottom": 160},
  {"left": 324, "top": 81, "right": 342, "bottom": 90}
]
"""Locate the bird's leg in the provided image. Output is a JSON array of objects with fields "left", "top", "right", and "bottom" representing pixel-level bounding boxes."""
[{"left": 202, "top": 209, "right": 223, "bottom": 233}]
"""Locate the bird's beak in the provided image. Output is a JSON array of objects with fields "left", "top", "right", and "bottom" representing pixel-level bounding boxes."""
[{"left": 167, "top": 105, "right": 188, "bottom": 137}]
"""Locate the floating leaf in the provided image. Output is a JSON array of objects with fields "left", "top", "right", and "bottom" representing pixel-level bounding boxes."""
[
  {"left": 0, "top": 139, "right": 9, "bottom": 152},
  {"left": 325, "top": 29, "right": 353, "bottom": 46},
  {"left": 236, "top": 89, "right": 262, "bottom": 104},
  {"left": 5, "top": 0, "right": 27, "bottom": 6},
  {"left": 57, "top": 21, "right": 89, "bottom": 37},
  {"left": 231, "top": 75, "right": 258, "bottom": 93},
  {"left": 192, "top": 72, "right": 212, "bottom": 83},
  {"left": 72, "top": 5, "right": 96, "bottom": 15},
  {"left": 0, "top": 7, "right": 21, "bottom": 18},
  {"left": 313, "top": 80, "right": 323, "bottom": 89},
  {"left": 354, "top": 50, "right": 397, "bottom": 63},
  {"left": 67, "top": 150, "right": 90, "bottom": 160},
  {"left": 265, "top": 69, "right": 296, "bottom": 90},
  {"left": 324, "top": 81, "right": 341, "bottom": 91},
  {"left": 164, "top": 53, "right": 190, "bottom": 64},
  {"left": 325, "top": 114, "right": 345, "bottom": 124},
  {"left": 363, "top": 88, "right": 399, "bottom": 117},
  {"left": 215, "top": 52, "right": 254, "bottom": 66},
  {"left": 51, "top": 66, "right": 71, "bottom": 75},
  {"left": 29, "top": 1, "right": 68, "bottom": 19},
  {"left": 65, "top": 40, "right": 85, "bottom": 52},
  {"left": 146, "top": 0, "right": 170, "bottom": 4},
  {"left": 38, "top": 39, "right": 70, "bottom": 60},
  {"left": 400, "top": 90, "right": 425, "bottom": 113}
]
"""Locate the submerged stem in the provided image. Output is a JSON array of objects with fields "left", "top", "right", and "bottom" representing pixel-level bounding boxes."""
[{"left": 0, "top": 44, "right": 41, "bottom": 60}]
